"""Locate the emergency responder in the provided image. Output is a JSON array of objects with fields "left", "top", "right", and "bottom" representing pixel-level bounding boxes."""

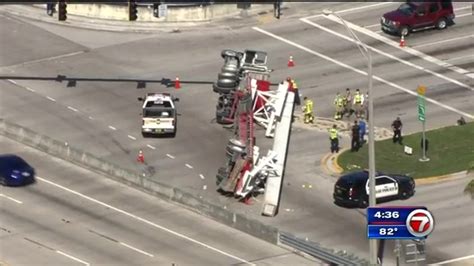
[
  {"left": 329, "top": 124, "right": 339, "bottom": 153},
  {"left": 351, "top": 120, "right": 360, "bottom": 152},
  {"left": 343, "top": 88, "right": 353, "bottom": 118},
  {"left": 334, "top": 92, "right": 344, "bottom": 120},
  {"left": 391, "top": 117, "right": 403, "bottom": 144},
  {"left": 359, "top": 119, "right": 366, "bottom": 145},
  {"left": 302, "top": 96, "right": 314, "bottom": 124},
  {"left": 353, "top": 89, "right": 363, "bottom": 118},
  {"left": 287, "top": 77, "right": 301, "bottom": 106}
]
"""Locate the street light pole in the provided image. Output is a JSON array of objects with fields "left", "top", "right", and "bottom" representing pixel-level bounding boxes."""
[{"left": 322, "top": 9, "right": 378, "bottom": 265}]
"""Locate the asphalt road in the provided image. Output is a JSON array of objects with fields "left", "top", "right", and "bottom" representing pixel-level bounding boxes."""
[
  {"left": 0, "top": 2, "right": 473, "bottom": 265},
  {"left": 0, "top": 136, "right": 318, "bottom": 265}
]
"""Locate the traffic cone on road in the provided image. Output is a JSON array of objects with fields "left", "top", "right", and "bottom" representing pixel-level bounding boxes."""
[
  {"left": 174, "top": 76, "right": 181, "bottom": 89},
  {"left": 137, "top": 150, "right": 145, "bottom": 163},
  {"left": 399, "top": 35, "right": 406, "bottom": 47},
  {"left": 287, "top": 55, "right": 295, "bottom": 67}
]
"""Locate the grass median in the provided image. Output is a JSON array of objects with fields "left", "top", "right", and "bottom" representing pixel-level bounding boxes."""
[{"left": 337, "top": 122, "right": 474, "bottom": 179}]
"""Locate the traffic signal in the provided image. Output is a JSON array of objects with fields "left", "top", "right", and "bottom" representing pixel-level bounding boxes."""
[
  {"left": 273, "top": 1, "right": 281, "bottom": 19},
  {"left": 129, "top": 0, "right": 138, "bottom": 21},
  {"left": 58, "top": 0, "right": 67, "bottom": 21}
]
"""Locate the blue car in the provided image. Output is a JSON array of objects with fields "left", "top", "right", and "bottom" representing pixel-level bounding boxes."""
[{"left": 0, "top": 154, "right": 36, "bottom": 186}]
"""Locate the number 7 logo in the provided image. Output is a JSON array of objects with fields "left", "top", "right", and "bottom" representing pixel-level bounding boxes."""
[{"left": 406, "top": 209, "right": 435, "bottom": 238}]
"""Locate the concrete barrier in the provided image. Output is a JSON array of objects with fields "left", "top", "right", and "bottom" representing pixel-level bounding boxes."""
[
  {"left": 0, "top": 119, "right": 279, "bottom": 245},
  {"left": 39, "top": 3, "right": 272, "bottom": 22}
]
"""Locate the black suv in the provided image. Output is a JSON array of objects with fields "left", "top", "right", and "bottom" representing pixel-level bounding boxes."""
[{"left": 333, "top": 171, "right": 415, "bottom": 208}]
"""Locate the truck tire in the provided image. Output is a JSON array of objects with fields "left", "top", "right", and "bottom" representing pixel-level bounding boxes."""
[
  {"left": 399, "top": 26, "right": 410, "bottom": 36},
  {"left": 218, "top": 72, "right": 238, "bottom": 81},
  {"left": 221, "top": 49, "right": 238, "bottom": 59},
  {"left": 217, "top": 78, "right": 238, "bottom": 88},
  {"left": 213, "top": 83, "right": 235, "bottom": 94},
  {"left": 436, "top": 17, "right": 447, "bottom": 30}
]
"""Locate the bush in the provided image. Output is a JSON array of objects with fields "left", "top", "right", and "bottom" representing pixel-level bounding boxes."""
[{"left": 464, "top": 179, "right": 474, "bottom": 199}]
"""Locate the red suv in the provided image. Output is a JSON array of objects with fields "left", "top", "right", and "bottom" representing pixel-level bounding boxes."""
[{"left": 381, "top": 1, "right": 455, "bottom": 36}]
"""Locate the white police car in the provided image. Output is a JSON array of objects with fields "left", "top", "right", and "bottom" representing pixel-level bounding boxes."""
[{"left": 138, "top": 93, "right": 179, "bottom": 137}]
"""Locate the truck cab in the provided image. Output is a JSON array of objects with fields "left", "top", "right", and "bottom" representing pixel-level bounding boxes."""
[{"left": 138, "top": 93, "right": 178, "bottom": 137}]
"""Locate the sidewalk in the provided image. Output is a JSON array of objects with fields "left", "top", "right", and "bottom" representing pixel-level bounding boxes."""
[{"left": 0, "top": 4, "right": 276, "bottom": 33}]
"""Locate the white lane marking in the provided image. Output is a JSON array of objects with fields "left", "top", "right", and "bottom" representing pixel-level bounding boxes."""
[
  {"left": 46, "top": 96, "right": 56, "bottom": 102},
  {"left": 320, "top": 14, "right": 473, "bottom": 78},
  {"left": 119, "top": 242, "right": 154, "bottom": 257},
  {"left": 454, "top": 6, "right": 472, "bottom": 12},
  {"left": 457, "top": 12, "right": 472, "bottom": 18},
  {"left": 7, "top": 79, "right": 17, "bottom": 84},
  {"left": 88, "top": 116, "right": 94, "bottom": 120},
  {"left": 147, "top": 144, "right": 156, "bottom": 150},
  {"left": 375, "top": 30, "right": 382, "bottom": 34},
  {"left": 435, "top": 254, "right": 474, "bottom": 265},
  {"left": 304, "top": 2, "right": 394, "bottom": 20},
  {"left": 365, "top": 23, "right": 380, "bottom": 28},
  {"left": 36, "top": 176, "right": 253, "bottom": 265},
  {"left": 166, "top": 154, "right": 175, "bottom": 159},
  {"left": 185, "top": 164, "right": 193, "bottom": 169},
  {"left": 203, "top": 185, "right": 207, "bottom": 190},
  {"left": 67, "top": 106, "right": 78, "bottom": 112},
  {"left": 0, "top": 193, "right": 23, "bottom": 204},
  {"left": 446, "top": 54, "right": 474, "bottom": 63},
  {"left": 253, "top": 27, "right": 474, "bottom": 120},
  {"left": 108, "top": 125, "right": 117, "bottom": 131},
  {"left": 300, "top": 18, "right": 473, "bottom": 91},
  {"left": 127, "top": 135, "right": 136, "bottom": 140},
  {"left": 412, "top": 35, "right": 474, "bottom": 48},
  {"left": 25, "top": 87, "right": 35, "bottom": 92},
  {"left": 56, "top": 250, "right": 90, "bottom": 266},
  {"left": 3, "top": 51, "right": 85, "bottom": 69},
  {"left": 199, "top": 174, "right": 205, "bottom": 180}
]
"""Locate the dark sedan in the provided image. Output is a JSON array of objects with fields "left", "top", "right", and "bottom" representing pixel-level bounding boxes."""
[
  {"left": 333, "top": 170, "right": 415, "bottom": 208},
  {"left": 0, "top": 154, "right": 36, "bottom": 186}
]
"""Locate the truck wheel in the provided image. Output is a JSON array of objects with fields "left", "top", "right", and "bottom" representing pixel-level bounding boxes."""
[
  {"left": 217, "top": 78, "right": 238, "bottom": 88},
  {"left": 400, "top": 26, "right": 410, "bottom": 36},
  {"left": 213, "top": 83, "right": 235, "bottom": 94},
  {"left": 436, "top": 18, "right": 447, "bottom": 30},
  {"left": 221, "top": 49, "right": 238, "bottom": 59},
  {"left": 218, "top": 72, "right": 238, "bottom": 81},
  {"left": 359, "top": 198, "right": 369, "bottom": 208}
]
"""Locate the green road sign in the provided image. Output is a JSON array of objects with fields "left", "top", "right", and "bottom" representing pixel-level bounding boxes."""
[{"left": 418, "top": 95, "right": 425, "bottom": 121}]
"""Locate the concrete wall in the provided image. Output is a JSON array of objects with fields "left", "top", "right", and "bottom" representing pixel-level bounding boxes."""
[
  {"left": 59, "top": 4, "right": 271, "bottom": 22},
  {"left": 0, "top": 119, "right": 279, "bottom": 244}
]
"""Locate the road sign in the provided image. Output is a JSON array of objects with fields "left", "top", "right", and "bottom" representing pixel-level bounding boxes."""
[
  {"left": 417, "top": 86, "right": 426, "bottom": 121},
  {"left": 158, "top": 4, "right": 168, "bottom": 18},
  {"left": 406, "top": 209, "right": 435, "bottom": 238}
]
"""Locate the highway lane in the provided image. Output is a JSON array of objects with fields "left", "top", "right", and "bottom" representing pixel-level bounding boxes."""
[
  {"left": 0, "top": 135, "right": 317, "bottom": 265},
  {"left": 1, "top": 2, "right": 473, "bottom": 264}
]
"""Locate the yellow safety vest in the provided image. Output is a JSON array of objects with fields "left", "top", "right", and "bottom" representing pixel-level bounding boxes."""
[
  {"left": 291, "top": 80, "right": 298, "bottom": 89},
  {"left": 330, "top": 128, "right": 338, "bottom": 139},
  {"left": 305, "top": 99, "right": 313, "bottom": 113},
  {"left": 354, "top": 93, "right": 362, "bottom": 104},
  {"left": 335, "top": 96, "right": 344, "bottom": 107}
]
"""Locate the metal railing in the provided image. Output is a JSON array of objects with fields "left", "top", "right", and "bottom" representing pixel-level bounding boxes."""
[{"left": 279, "top": 232, "right": 368, "bottom": 265}]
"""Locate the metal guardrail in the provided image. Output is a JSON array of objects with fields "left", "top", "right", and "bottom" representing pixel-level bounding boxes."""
[{"left": 280, "top": 232, "right": 368, "bottom": 265}]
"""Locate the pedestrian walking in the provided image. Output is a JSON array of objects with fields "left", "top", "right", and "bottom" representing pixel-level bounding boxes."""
[
  {"left": 46, "top": 2, "right": 55, "bottom": 16},
  {"left": 351, "top": 120, "right": 360, "bottom": 152},
  {"left": 353, "top": 89, "right": 363, "bottom": 118},
  {"left": 329, "top": 125, "right": 339, "bottom": 153},
  {"left": 359, "top": 119, "right": 367, "bottom": 145},
  {"left": 391, "top": 117, "right": 403, "bottom": 144},
  {"left": 302, "top": 96, "right": 314, "bottom": 124},
  {"left": 343, "top": 88, "right": 353, "bottom": 118},
  {"left": 334, "top": 92, "right": 344, "bottom": 120}
]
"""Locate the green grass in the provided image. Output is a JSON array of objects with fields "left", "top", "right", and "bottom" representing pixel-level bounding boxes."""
[{"left": 338, "top": 122, "right": 474, "bottom": 178}]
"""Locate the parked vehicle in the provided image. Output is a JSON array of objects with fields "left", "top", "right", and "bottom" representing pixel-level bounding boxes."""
[
  {"left": 0, "top": 154, "right": 35, "bottom": 186},
  {"left": 381, "top": 0, "right": 455, "bottom": 36},
  {"left": 333, "top": 170, "right": 415, "bottom": 208}
]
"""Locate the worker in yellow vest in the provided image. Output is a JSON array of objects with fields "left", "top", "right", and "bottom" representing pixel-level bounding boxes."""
[
  {"left": 334, "top": 92, "right": 344, "bottom": 120},
  {"left": 329, "top": 124, "right": 339, "bottom": 153},
  {"left": 303, "top": 96, "right": 314, "bottom": 124},
  {"left": 353, "top": 89, "right": 363, "bottom": 118}
]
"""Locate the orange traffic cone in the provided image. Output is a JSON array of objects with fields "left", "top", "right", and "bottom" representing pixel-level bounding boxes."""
[
  {"left": 137, "top": 150, "right": 145, "bottom": 163},
  {"left": 174, "top": 77, "right": 181, "bottom": 89},
  {"left": 287, "top": 55, "right": 295, "bottom": 67},
  {"left": 399, "top": 35, "right": 406, "bottom": 47}
]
